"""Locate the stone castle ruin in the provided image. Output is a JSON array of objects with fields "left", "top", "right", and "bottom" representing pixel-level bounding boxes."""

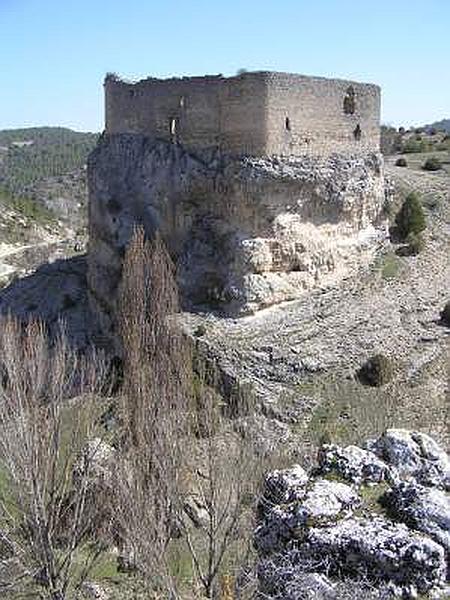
[
  {"left": 88, "top": 71, "right": 386, "bottom": 338},
  {"left": 104, "top": 71, "right": 380, "bottom": 157}
]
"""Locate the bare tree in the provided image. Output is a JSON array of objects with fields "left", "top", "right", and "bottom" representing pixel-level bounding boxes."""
[
  {"left": 0, "top": 317, "right": 108, "bottom": 599},
  {"left": 181, "top": 376, "right": 261, "bottom": 599},
  {"left": 113, "top": 228, "right": 191, "bottom": 598}
]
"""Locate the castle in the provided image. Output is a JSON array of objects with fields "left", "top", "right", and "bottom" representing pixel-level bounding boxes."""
[
  {"left": 104, "top": 71, "right": 380, "bottom": 157},
  {"left": 88, "top": 70, "right": 385, "bottom": 328}
]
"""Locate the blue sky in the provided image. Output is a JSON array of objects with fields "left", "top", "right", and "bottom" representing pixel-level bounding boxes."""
[{"left": 0, "top": 0, "right": 448, "bottom": 131}]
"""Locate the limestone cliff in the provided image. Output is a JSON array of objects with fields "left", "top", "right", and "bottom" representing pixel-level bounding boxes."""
[{"left": 87, "top": 134, "right": 386, "bottom": 338}]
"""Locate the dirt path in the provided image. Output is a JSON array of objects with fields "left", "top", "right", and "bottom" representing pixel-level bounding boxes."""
[{"left": 0, "top": 239, "right": 74, "bottom": 279}]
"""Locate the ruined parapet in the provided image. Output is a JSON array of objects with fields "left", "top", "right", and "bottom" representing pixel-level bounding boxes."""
[{"left": 104, "top": 71, "right": 380, "bottom": 158}]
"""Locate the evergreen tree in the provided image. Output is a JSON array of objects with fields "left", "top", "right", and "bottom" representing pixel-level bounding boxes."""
[{"left": 395, "top": 192, "right": 426, "bottom": 240}]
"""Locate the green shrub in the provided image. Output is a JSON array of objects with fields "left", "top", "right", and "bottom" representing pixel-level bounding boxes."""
[
  {"left": 358, "top": 354, "right": 393, "bottom": 387},
  {"left": 422, "top": 157, "right": 441, "bottom": 171},
  {"left": 402, "top": 139, "right": 427, "bottom": 153},
  {"left": 440, "top": 302, "right": 450, "bottom": 327},
  {"left": 406, "top": 232, "right": 425, "bottom": 255},
  {"left": 394, "top": 192, "right": 426, "bottom": 241},
  {"left": 395, "top": 157, "right": 407, "bottom": 167}
]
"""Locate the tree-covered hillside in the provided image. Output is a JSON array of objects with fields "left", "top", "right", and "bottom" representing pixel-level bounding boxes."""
[{"left": 0, "top": 127, "right": 98, "bottom": 195}]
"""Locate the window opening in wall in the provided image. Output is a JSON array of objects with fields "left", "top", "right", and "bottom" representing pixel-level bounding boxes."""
[
  {"left": 169, "top": 117, "right": 178, "bottom": 140},
  {"left": 343, "top": 86, "right": 356, "bottom": 115},
  {"left": 285, "top": 117, "right": 291, "bottom": 131},
  {"left": 353, "top": 124, "right": 362, "bottom": 141}
]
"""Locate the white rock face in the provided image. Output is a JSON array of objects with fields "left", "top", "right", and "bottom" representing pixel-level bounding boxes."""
[
  {"left": 87, "top": 136, "right": 386, "bottom": 341},
  {"left": 301, "top": 479, "right": 360, "bottom": 520}
]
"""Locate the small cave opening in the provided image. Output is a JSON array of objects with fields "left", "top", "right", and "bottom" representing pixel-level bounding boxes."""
[
  {"left": 353, "top": 124, "right": 362, "bottom": 141},
  {"left": 343, "top": 86, "right": 356, "bottom": 115}
]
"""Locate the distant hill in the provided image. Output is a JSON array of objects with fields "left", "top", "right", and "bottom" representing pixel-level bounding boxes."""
[
  {"left": 0, "top": 127, "right": 98, "bottom": 196},
  {"left": 0, "top": 127, "right": 99, "bottom": 232},
  {"left": 424, "top": 119, "right": 450, "bottom": 133}
]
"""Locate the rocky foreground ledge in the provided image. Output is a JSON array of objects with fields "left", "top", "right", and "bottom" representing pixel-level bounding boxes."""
[{"left": 255, "top": 429, "right": 450, "bottom": 599}]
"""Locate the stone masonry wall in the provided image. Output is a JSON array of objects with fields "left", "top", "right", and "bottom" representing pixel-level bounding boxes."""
[
  {"left": 105, "top": 73, "right": 268, "bottom": 156},
  {"left": 265, "top": 72, "right": 380, "bottom": 156},
  {"left": 104, "top": 71, "right": 380, "bottom": 158}
]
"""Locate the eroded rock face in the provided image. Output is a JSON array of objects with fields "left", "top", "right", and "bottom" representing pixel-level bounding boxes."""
[
  {"left": 255, "top": 430, "right": 450, "bottom": 598},
  {"left": 87, "top": 134, "right": 386, "bottom": 339}
]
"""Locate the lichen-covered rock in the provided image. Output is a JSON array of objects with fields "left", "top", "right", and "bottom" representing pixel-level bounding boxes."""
[
  {"left": 261, "top": 465, "right": 309, "bottom": 508},
  {"left": 318, "top": 443, "right": 391, "bottom": 485},
  {"left": 367, "top": 429, "right": 450, "bottom": 490},
  {"left": 383, "top": 481, "right": 450, "bottom": 555},
  {"left": 306, "top": 517, "right": 446, "bottom": 596},
  {"left": 258, "top": 562, "right": 339, "bottom": 600},
  {"left": 254, "top": 479, "right": 359, "bottom": 555},
  {"left": 88, "top": 135, "right": 386, "bottom": 341},
  {"left": 254, "top": 430, "right": 449, "bottom": 598}
]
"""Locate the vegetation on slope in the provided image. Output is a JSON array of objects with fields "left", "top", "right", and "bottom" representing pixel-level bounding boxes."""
[{"left": 0, "top": 127, "right": 98, "bottom": 196}]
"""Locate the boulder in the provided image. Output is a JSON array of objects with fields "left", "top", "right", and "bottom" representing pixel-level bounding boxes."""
[
  {"left": 306, "top": 516, "right": 446, "bottom": 596},
  {"left": 383, "top": 481, "right": 450, "bottom": 555},
  {"left": 183, "top": 494, "right": 209, "bottom": 529},
  {"left": 255, "top": 479, "right": 359, "bottom": 555},
  {"left": 258, "top": 561, "right": 338, "bottom": 600},
  {"left": 73, "top": 438, "right": 116, "bottom": 491},
  {"left": 261, "top": 465, "right": 309, "bottom": 508},
  {"left": 367, "top": 429, "right": 450, "bottom": 490},
  {"left": 318, "top": 443, "right": 391, "bottom": 485}
]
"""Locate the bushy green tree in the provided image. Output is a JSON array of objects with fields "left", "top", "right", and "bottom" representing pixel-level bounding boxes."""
[{"left": 395, "top": 192, "right": 426, "bottom": 240}]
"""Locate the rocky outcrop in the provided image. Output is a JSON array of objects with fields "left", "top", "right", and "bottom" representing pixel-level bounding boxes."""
[
  {"left": 255, "top": 430, "right": 450, "bottom": 599},
  {"left": 87, "top": 134, "right": 386, "bottom": 340},
  {"left": 367, "top": 429, "right": 450, "bottom": 490}
]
